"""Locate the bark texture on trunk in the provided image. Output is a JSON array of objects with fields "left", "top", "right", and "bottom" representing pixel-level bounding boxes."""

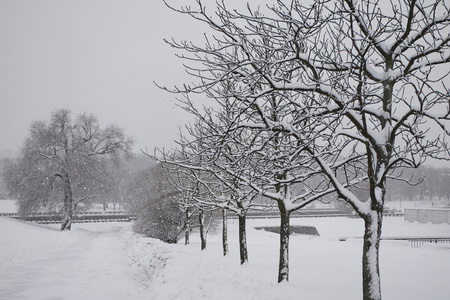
[
  {"left": 362, "top": 211, "right": 383, "bottom": 300},
  {"left": 199, "top": 210, "right": 206, "bottom": 251},
  {"left": 185, "top": 209, "right": 190, "bottom": 245},
  {"left": 278, "top": 204, "right": 290, "bottom": 283},
  {"left": 60, "top": 208, "right": 73, "bottom": 231},
  {"left": 60, "top": 171, "right": 73, "bottom": 231},
  {"left": 222, "top": 208, "right": 229, "bottom": 256},
  {"left": 238, "top": 213, "right": 248, "bottom": 264}
]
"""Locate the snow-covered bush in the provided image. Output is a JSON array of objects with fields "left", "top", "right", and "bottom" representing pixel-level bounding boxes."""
[
  {"left": 133, "top": 193, "right": 185, "bottom": 244},
  {"left": 127, "top": 164, "right": 186, "bottom": 243}
]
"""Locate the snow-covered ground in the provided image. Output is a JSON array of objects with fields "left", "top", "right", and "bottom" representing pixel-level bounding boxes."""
[
  {"left": 1, "top": 200, "right": 449, "bottom": 299},
  {"left": 0, "top": 219, "right": 149, "bottom": 300}
]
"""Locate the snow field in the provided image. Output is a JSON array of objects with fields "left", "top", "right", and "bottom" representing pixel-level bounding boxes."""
[{"left": 0, "top": 212, "right": 449, "bottom": 299}]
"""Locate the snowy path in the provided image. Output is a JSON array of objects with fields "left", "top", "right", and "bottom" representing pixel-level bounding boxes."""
[
  {"left": 0, "top": 221, "right": 149, "bottom": 300},
  {"left": 1, "top": 215, "right": 450, "bottom": 299}
]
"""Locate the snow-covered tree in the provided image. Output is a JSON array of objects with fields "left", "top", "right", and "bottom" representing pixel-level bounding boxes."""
[
  {"left": 3, "top": 109, "right": 133, "bottom": 230},
  {"left": 155, "top": 112, "right": 259, "bottom": 260},
  {"left": 158, "top": 92, "right": 349, "bottom": 279},
  {"left": 128, "top": 163, "right": 187, "bottom": 243},
  {"left": 164, "top": 1, "right": 450, "bottom": 299},
  {"left": 157, "top": 145, "right": 235, "bottom": 251},
  {"left": 162, "top": 162, "right": 198, "bottom": 246}
]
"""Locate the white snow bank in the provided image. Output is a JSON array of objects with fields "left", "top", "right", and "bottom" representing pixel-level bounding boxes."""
[
  {"left": 125, "top": 217, "right": 450, "bottom": 300},
  {"left": 0, "top": 219, "right": 149, "bottom": 300}
]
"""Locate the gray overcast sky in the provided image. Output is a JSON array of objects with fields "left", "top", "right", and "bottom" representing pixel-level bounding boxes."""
[
  {"left": 0, "top": 0, "right": 216, "bottom": 155},
  {"left": 1, "top": 0, "right": 449, "bottom": 167}
]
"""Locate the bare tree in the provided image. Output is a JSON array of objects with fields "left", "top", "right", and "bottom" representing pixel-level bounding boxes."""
[
  {"left": 158, "top": 145, "right": 242, "bottom": 252},
  {"left": 159, "top": 93, "right": 349, "bottom": 280},
  {"left": 3, "top": 109, "right": 133, "bottom": 230},
  {"left": 163, "top": 1, "right": 450, "bottom": 299},
  {"left": 164, "top": 164, "right": 198, "bottom": 246},
  {"left": 155, "top": 113, "right": 259, "bottom": 261}
]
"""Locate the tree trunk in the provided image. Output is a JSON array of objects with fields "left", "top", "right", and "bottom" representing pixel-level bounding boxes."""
[
  {"left": 60, "top": 171, "right": 73, "bottom": 231},
  {"left": 199, "top": 209, "right": 206, "bottom": 250},
  {"left": 222, "top": 208, "right": 229, "bottom": 256},
  {"left": 61, "top": 206, "right": 73, "bottom": 231},
  {"left": 238, "top": 212, "right": 248, "bottom": 264},
  {"left": 185, "top": 208, "right": 190, "bottom": 245},
  {"left": 278, "top": 204, "right": 290, "bottom": 283},
  {"left": 362, "top": 211, "right": 383, "bottom": 300}
]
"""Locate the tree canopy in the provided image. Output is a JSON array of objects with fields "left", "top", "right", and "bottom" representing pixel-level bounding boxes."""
[{"left": 2, "top": 109, "right": 133, "bottom": 230}]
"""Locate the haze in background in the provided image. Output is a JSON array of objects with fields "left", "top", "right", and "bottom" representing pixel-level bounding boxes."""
[
  {"left": 0, "top": 0, "right": 212, "bottom": 156},
  {"left": 1, "top": 0, "right": 448, "bottom": 168}
]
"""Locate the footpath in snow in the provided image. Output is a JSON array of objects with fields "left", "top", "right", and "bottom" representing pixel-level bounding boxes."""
[{"left": 0, "top": 218, "right": 149, "bottom": 300}]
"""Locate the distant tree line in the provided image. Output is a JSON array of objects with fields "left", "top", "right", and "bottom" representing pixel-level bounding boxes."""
[{"left": 386, "top": 166, "right": 450, "bottom": 203}]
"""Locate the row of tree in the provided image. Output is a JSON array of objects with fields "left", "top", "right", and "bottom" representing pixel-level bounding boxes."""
[{"left": 151, "top": 1, "right": 450, "bottom": 300}]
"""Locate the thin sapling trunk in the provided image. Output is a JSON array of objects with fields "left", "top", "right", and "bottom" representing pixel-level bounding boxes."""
[
  {"left": 238, "top": 212, "right": 248, "bottom": 264},
  {"left": 222, "top": 208, "right": 229, "bottom": 256},
  {"left": 185, "top": 208, "right": 190, "bottom": 245},
  {"left": 278, "top": 203, "right": 290, "bottom": 283},
  {"left": 199, "top": 209, "right": 207, "bottom": 250}
]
